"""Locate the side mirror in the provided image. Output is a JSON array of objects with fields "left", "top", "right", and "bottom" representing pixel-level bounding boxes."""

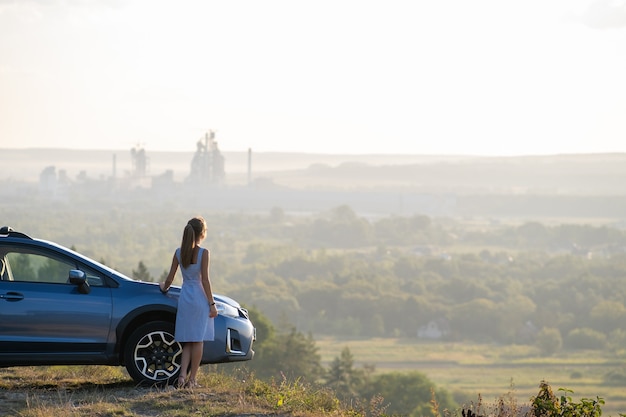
[{"left": 68, "top": 269, "right": 91, "bottom": 294}]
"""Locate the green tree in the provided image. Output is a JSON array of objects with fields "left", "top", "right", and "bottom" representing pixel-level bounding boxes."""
[
  {"left": 245, "top": 306, "right": 275, "bottom": 356},
  {"left": 246, "top": 320, "right": 323, "bottom": 383},
  {"left": 325, "top": 347, "right": 367, "bottom": 400},
  {"left": 132, "top": 261, "right": 152, "bottom": 281},
  {"left": 535, "top": 327, "right": 562, "bottom": 356},
  {"left": 589, "top": 300, "right": 626, "bottom": 333},
  {"left": 307, "top": 205, "right": 373, "bottom": 248},
  {"left": 565, "top": 328, "right": 607, "bottom": 350},
  {"left": 516, "top": 222, "right": 551, "bottom": 247},
  {"left": 273, "top": 327, "right": 322, "bottom": 381},
  {"left": 360, "top": 372, "right": 456, "bottom": 417},
  {"left": 450, "top": 298, "right": 500, "bottom": 340},
  {"left": 269, "top": 206, "right": 285, "bottom": 223}
]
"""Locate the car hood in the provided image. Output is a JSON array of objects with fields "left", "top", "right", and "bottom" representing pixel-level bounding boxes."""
[{"left": 139, "top": 281, "right": 241, "bottom": 308}]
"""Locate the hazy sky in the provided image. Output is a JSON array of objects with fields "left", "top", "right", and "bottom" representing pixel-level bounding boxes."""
[{"left": 1, "top": 0, "right": 625, "bottom": 155}]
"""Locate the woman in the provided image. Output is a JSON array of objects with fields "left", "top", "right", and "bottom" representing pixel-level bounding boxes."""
[{"left": 160, "top": 216, "right": 218, "bottom": 388}]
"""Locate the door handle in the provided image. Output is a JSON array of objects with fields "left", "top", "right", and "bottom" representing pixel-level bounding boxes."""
[{"left": 0, "top": 292, "right": 24, "bottom": 301}]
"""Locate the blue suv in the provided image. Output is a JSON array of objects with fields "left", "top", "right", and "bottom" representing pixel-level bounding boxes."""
[{"left": 0, "top": 226, "right": 255, "bottom": 385}]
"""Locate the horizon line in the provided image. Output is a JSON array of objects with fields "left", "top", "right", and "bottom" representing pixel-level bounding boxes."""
[{"left": 2, "top": 147, "right": 626, "bottom": 159}]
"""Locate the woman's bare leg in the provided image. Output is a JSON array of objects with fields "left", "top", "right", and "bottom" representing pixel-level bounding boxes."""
[
  {"left": 178, "top": 342, "right": 191, "bottom": 387},
  {"left": 187, "top": 342, "right": 204, "bottom": 386}
]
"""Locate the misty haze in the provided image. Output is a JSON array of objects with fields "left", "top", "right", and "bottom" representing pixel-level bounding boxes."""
[
  {"left": 3, "top": 0, "right": 626, "bottom": 413},
  {"left": 2, "top": 148, "right": 626, "bottom": 414},
  {"left": 3, "top": 145, "right": 626, "bottom": 218}
]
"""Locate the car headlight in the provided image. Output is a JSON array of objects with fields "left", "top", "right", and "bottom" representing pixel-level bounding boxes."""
[{"left": 215, "top": 300, "right": 239, "bottom": 318}]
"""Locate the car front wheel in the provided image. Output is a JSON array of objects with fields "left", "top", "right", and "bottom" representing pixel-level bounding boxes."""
[{"left": 123, "top": 321, "right": 182, "bottom": 386}]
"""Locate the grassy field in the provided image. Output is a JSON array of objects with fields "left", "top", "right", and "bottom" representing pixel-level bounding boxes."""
[
  {"left": 315, "top": 337, "right": 626, "bottom": 416},
  {"left": 0, "top": 365, "right": 341, "bottom": 417},
  {"left": 1, "top": 339, "right": 624, "bottom": 416}
]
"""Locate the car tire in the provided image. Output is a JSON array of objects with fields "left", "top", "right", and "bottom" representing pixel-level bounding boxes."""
[{"left": 123, "top": 320, "right": 182, "bottom": 386}]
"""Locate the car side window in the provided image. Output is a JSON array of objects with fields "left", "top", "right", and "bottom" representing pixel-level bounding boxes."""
[
  {"left": 1, "top": 248, "right": 107, "bottom": 287},
  {"left": 5, "top": 252, "right": 76, "bottom": 284}
]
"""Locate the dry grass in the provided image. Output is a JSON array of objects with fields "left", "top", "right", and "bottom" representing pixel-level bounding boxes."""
[
  {"left": 0, "top": 365, "right": 340, "bottom": 417},
  {"left": 2, "top": 351, "right": 623, "bottom": 416}
]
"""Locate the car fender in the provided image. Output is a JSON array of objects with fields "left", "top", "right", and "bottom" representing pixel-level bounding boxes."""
[{"left": 114, "top": 303, "right": 178, "bottom": 359}]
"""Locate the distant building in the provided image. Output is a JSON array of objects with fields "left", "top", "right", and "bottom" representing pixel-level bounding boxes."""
[
  {"left": 38, "top": 166, "right": 70, "bottom": 199},
  {"left": 187, "top": 130, "right": 225, "bottom": 185},
  {"left": 417, "top": 318, "right": 450, "bottom": 339},
  {"left": 39, "top": 166, "right": 57, "bottom": 196},
  {"left": 130, "top": 146, "right": 148, "bottom": 178}
]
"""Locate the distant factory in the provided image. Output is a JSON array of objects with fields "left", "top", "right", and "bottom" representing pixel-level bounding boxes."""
[
  {"left": 186, "top": 130, "right": 225, "bottom": 185},
  {"left": 38, "top": 130, "right": 241, "bottom": 198},
  {"left": 129, "top": 130, "right": 226, "bottom": 186}
]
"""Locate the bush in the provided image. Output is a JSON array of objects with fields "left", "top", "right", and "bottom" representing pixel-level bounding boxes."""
[
  {"left": 461, "top": 381, "right": 609, "bottom": 417},
  {"left": 603, "top": 367, "right": 626, "bottom": 386},
  {"left": 530, "top": 380, "right": 604, "bottom": 417},
  {"left": 359, "top": 372, "right": 456, "bottom": 417}
]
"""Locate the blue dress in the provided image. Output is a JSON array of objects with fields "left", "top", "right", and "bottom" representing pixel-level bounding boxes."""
[{"left": 174, "top": 247, "right": 214, "bottom": 342}]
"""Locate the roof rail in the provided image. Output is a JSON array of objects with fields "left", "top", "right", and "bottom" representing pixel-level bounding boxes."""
[{"left": 0, "top": 226, "right": 32, "bottom": 239}]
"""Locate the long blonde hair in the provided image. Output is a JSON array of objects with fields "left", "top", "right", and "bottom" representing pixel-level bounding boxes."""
[{"left": 180, "top": 216, "right": 207, "bottom": 268}]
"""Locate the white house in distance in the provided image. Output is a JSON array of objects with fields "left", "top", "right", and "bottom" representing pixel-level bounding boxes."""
[{"left": 417, "top": 318, "right": 450, "bottom": 339}]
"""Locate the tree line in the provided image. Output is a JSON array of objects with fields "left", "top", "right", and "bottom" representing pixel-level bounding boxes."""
[
  {"left": 5, "top": 202, "right": 626, "bottom": 414},
  {"left": 236, "top": 305, "right": 457, "bottom": 417},
  {"left": 6, "top": 203, "right": 626, "bottom": 351}
]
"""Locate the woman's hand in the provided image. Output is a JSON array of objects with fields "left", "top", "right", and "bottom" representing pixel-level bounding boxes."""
[
  {"left": 159, "top": 282, "right": 168, "bottom": 293},
  {"left": 209, "top": 303, "right": 218, "bottom": 318}
]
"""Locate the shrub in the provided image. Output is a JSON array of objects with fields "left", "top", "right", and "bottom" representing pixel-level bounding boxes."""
[
  {"left": 603, "top": 367, "right": 626, "bottom": 386},
  {"left": 530, "top": 381, "right": 604, "bottom": 417}
]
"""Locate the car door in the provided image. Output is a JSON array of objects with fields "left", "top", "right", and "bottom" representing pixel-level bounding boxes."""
[{"left": 0, "top": 247, "right": 113, "bottom": 362}]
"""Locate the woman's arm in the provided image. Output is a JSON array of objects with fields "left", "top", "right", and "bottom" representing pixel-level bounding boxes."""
[
  {"left": 160, "top": 253, "right": 179, "bottom": 293},
  {"left": 201, "top": 249, "right": 218, "bottom": 317}
]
